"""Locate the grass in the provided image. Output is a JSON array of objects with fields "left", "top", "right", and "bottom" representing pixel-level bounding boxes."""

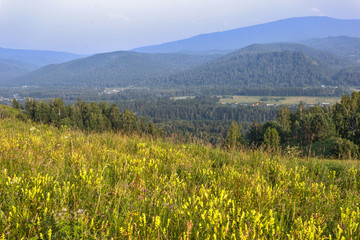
[
  {"left": 220, "top": 96, "right": 341, "bottom": 105},
  {"left": 0, "top": 115, "right": 360, "bottom": 239}
]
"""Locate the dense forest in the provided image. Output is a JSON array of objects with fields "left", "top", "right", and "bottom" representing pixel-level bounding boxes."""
[
  {"left": 10, "top": 91, "right": 360, "bottom": 159},
  {"left": 243, "top": 92, "right": 360, "bottom": 158},
  {"left": 11, "top": 96, "right": 279, "bottom": 145},
  {"left": 12, "top": 98, "right": 163, "bottom": 137}
]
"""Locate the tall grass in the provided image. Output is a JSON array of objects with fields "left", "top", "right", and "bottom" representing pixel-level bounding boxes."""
[{"left": 0, "top": 118, "right": 359, "bottom": 239}]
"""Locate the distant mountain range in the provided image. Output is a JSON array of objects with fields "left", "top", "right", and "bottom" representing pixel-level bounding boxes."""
[
  {"left": 0, "top": 47, "right": 85, "bottom": 83},
  {"left": 8, "top": 41, "right": 360, "bottom": 89},
  {"left": 1, "top": 16, "right": 360, "bottom": 89},
  {"left": 9, "top": 52, "right": 219, "bottom": 87},
  {"left": 133, "top": 16, "right": 360, "bottom": 53},
  {"left": 0, "top": 47, "right": 85, "bottom": 67},
  {"left": 157, "top": 42, "right": 360, "bottom": 88},
  {"left": 0, "top": 58, "right": 37, "bottom": 84}
]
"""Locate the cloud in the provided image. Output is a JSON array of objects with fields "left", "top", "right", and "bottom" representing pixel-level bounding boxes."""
[
  {"left": 311, "top": 7, "right": 324, "bottom": 16},
  {"left": 107, "top": 13, "right": 130, "bottom": 22}
]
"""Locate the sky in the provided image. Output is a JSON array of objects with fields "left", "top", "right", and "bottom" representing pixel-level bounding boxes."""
[{"left": 0, "top": 0, "right": 359, "bottom": 54}]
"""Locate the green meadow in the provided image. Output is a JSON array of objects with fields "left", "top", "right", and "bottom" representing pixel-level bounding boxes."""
[{"left": 0, "top": 108, "right": 359, "bottom": 239}]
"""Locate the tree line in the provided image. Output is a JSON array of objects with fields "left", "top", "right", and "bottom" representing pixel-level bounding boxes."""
[
  {"left": 224, "top": 92, "right": 360, "bottom": 158},
  {"left": 12, "top": 98, "right": 163, "bottom": 137}
]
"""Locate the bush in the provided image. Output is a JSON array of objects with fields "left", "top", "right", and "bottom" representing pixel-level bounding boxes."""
[{"left": 331, "top": 138, "right": 359, "bottom": 159}]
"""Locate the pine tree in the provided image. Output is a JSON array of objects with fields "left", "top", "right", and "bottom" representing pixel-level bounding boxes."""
[
  {"left": 263, "top": 127, "right": 280, "bottom": 151},
  {"left": 224, "top": 122, "right": 244, "bottom": 150}
]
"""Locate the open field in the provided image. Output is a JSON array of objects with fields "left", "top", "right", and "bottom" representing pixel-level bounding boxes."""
[
  {"left": 220, "top": 96, "right": 341, "bottom": 105},
  {"left": 1, "top": 109, "right": 360, "bottom": 239}
]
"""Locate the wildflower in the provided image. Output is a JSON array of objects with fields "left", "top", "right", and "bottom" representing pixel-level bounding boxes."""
[{"left": 77, "top": 209, "right": 84, "bottom": 213}]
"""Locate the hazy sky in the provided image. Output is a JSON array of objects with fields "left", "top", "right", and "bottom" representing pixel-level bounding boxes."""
[{"left": 0, "top": 0, "right": 359, "bottom": 54}]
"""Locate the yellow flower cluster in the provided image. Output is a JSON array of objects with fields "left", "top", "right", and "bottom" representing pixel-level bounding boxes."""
[{"left": 0, "top": 118, "right": 359, "bottom": 239}]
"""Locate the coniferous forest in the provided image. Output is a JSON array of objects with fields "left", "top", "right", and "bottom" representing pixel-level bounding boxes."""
[{"left": 9, "top": 91, "right": 360, "bottom": 159}]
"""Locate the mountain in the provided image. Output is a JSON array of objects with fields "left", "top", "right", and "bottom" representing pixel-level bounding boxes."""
[
  {"left": 9, "top": 43, "right": 357, "bottom": 89},
  {"left": 7, "top": 51, "right": 220, "bottom": 87},
  {"left": 0, "top": 58, "right": 38, "bottom": 84},
  {"left": 133, "top": 17, "right": 360, "bottom": 53},
  {"left": 161, "top": 50, "right": 334, "bottom": 88},
  {"left": 0, "top": 47, "right": 85, "bottom": 67},
  {"left": 301, "top": 36, "right": 360, "bottom": 62},
  {"left": 230, "top": 43, "right": 352, "bottom": 70},
  {"left": 332, "top": 67, "right": 360, "bottom": 86}
]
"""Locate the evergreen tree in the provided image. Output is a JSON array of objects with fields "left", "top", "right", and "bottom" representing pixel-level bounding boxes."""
[
  {"left": 49, "top": 98, "right": 66, "bottom": 126},
  {"left": 332, "top": 92, "right": 360, "bottom": 144},
  {"left": 12, "top": 99, "right": 20, "bottom": 109},
  {"left": 247, "top": 120, "right": 263, "bottom": 146},
  {"left": 223, "top": 122, "right": 244, "bottom": 150},
  {"left": 276, "top": 106, "right": 291, "bottom": 132},
  {"left": 120, "top": 109, "right": 138, "bottom": 134},
  {"left": 263, "top": 127, "right": 280, "bottom": 151},
  {"left": 109, "top": 104, "right": 122, "bottom": 131}
]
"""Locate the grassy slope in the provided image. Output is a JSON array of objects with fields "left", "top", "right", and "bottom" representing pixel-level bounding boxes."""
[{"left": 0, "top": 115, "right": 360, "bottom": 239}]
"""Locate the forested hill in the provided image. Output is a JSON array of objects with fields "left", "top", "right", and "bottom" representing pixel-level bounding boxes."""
[
  {"left": 160, "top": 51, "right": 335, "bottom": 88},
  {"left": 301, "top": 36, "right": 360, "bottom": 62},
  {"left": 229, "top": 43, "right": 352, "bottom": 68},
  {"left": 8, "top": 51, "right": 219, "bottom": 87},
  {"left": 332, "top": 66, "right": 360, "bottom": 86},
  {"left": 7, "top": 43, "right": 360, "bottom": 89},
  {"left": 133, "top": 16, "right": 360, "bottom": 53},
  {"left": 0, "top": 58, "right": 38, "bottom": 84}
]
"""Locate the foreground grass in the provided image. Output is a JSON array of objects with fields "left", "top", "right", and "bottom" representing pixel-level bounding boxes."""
[{"left": 0, "top": 118, "right": 360, "bottom": 239}]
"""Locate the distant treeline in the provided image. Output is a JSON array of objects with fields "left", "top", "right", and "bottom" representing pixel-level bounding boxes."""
[
  {"left": 0, "top": 85, "right": 347, "bottom": 105},
  {"left": 13, "top": 98, "right": 162, "bottom": 136},
  {"left": 116, "top": 96, "right": 278, "bottom": 122},
  {"left": 115, "top": 96, "right": 280, "bottom": 145},
  {"left": 228, "top": 92, "right": 360, "bottom": 158}
]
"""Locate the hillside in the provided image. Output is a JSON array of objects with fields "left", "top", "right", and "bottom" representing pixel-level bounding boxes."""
[
  {"left": 230, "top": 42, "right": 353, "bottom": 69},
  {"left": 8, "top": 51, "right": 219, "bottom": 87},
  {"left": 332, "top": 66, "right": 360, "bottom": 86},
  {"left": 302, "top": 36, "right": 360, "bottom": 62},
  {"left": 0, "top": 58, "right": 37, "bottom": 84},
  {"left": 8, "top": 43, "right": 357, "bottom": 89},
  {"left": 0, "top": 47, "right": 85, "bottom": 67},
  {"left": 1, "top": 108, "right": 360, "bottom": 238},
  {"left": 161, "top": 50, "right": 334, "bottom": 88},
  {"left": 133, "top": 16, "right": 360, "bottom": 53}
]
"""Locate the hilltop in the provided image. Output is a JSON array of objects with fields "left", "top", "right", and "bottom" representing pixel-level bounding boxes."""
[{"left": 133, "top": 16, "right": 360, "bottom": 53}]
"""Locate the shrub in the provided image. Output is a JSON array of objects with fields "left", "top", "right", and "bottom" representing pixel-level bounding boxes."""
[{"left": 331, "top": 138, "right": 359, "bottom": 159}]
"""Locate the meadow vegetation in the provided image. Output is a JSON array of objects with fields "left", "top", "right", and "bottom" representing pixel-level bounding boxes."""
[{"left": 0, "top": 108, "right": 360, "bottom": 239}]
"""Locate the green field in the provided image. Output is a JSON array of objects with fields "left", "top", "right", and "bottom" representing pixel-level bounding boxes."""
[
  {"left": 1, "top": 108, "right": 360, "bottom": 239},
  {"left": 220, "top": 96, "right": 341, "bottom": 105}
]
